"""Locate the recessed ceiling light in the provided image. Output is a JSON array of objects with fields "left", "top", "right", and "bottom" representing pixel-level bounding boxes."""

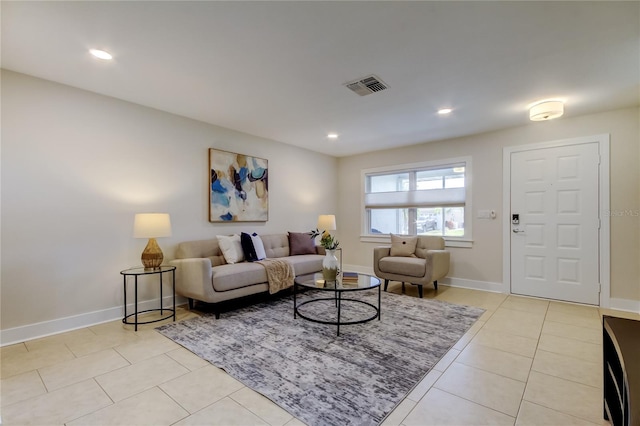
[
  {"left": 437, "top": 108, "right": 453, "bottom": 115},
  {"left": 327, "top": 133, "right": 339, "bottom": 139},
  {"left": 89, "top": 49, "right": 113, "bottom": 60}
]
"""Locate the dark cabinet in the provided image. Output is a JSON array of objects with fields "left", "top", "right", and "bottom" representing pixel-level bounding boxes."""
[{"left": 603, "top": 315, "right": 640, "bottom": 426}]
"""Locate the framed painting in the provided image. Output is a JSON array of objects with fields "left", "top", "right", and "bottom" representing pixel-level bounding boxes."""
[{"left": 209, "top": 148, "right": 268, "bottom": 222}]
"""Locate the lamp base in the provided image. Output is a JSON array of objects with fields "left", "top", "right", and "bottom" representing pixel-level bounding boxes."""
[{"left": 141, "top": 238, "right": 164, "bottom": 269}]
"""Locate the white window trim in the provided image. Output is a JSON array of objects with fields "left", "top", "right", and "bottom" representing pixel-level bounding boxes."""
[{"left": 360, "top": 156, "right": 473, "bottom": 247}]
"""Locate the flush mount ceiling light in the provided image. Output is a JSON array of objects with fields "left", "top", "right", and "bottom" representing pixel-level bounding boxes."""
[
  {"left": 89, "top": 49, "right": 113, "bottom": 60},
  {"left": 529, "top": 100, "right": 564, "bottom": 121},
  {"left": 437, "top": 108, "right": 453, "bottom": 115},
  {"left": 327, "top": 133, "right": 339, "bottom": 139}
]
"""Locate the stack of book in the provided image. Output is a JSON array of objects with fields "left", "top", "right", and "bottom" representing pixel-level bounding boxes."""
[{"left": 342, "top": 272, "right": 359, "bottom": 283}]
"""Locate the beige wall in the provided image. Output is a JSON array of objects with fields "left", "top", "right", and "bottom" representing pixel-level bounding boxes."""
[
  {"left": 338, "top": 107, "right": 640, "bottom": 302},
  {"left": 1, "top": 71, "right": 338, "bottom": 332},
  {"left": 1, "top": 69, "right": 637, "bottom": 340}
]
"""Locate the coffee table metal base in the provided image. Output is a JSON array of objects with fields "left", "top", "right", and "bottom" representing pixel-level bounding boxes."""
[{"left": 294, "top": 286, "right": 381, "bottom": 336}]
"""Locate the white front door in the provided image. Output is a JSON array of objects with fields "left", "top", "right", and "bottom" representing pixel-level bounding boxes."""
[{"left": 510, "top": 142, "right": 600, "bottom": 304}]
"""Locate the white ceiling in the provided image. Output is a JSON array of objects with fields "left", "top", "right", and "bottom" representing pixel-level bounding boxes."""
[{"left": 2, "top": 1, "right": 639, "bottom": 157}]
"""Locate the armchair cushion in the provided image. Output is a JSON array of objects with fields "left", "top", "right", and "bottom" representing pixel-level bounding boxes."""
[
  {"left": 390, "top": 234, "right": 418, "bottom": 257},
  {"left": 379, "top": 256, "right": 426, "bottom": 277}
]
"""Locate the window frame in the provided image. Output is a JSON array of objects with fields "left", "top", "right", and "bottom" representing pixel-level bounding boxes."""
[{"left": 360, "top": 156, "right": 473, "bottom": 248}]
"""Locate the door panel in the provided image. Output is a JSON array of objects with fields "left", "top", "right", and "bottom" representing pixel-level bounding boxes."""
[{"left": 510, "top": 143, "right": 600, "bottom": 304}]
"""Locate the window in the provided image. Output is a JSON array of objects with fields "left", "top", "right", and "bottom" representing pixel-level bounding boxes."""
[{"left": 362, "top": 158, "right": 472, "bottom": 246}]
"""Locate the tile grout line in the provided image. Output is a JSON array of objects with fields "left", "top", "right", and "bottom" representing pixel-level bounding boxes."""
[
  {"left": 156, "top": 385, "right": 192, "bottom": 424},
  {"left": 431, "top": 387, "right": 517, "bottom": 421},
  {"left": 518, "top": 371, "right": 604, "bottom": 424},
  {"left": 513, "top": 296, "right": 550, "bottom": 423}
]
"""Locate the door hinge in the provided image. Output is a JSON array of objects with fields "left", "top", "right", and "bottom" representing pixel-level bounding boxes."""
[
  {"left": 598, "top": 218, "right": 601, "bottom": 229},
  {"left": 598, "top": 283, "right": 601, "bottom": 294}
]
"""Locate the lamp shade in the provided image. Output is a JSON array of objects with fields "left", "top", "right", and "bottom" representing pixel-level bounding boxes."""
[
  {"left": 529, "top": 100, "right": 564, "bottom": 121},
  {"left": 317, "top": 214, "right": 336, "bottom": 231},
  {"left": 133, "top": 213, "right": 172, "bottom": 238}
]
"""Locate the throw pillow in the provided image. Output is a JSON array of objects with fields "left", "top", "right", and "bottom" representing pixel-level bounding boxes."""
[
  {"left": 251, "top": 233, "right": 267, "bottom": 260},
  {"left": 390, "top": 234, "right": 418, "bottom": 257},
  {"left": 217, "top": 234, "right": 245, "bottom": 264},
  {"left": 288, "top": 232, "right": 316, "bottom": 255},
  {"left": 240, "top": 232, "right": 258, "bottom": 262}
]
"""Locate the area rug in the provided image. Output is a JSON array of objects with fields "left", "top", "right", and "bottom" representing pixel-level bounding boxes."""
[{"left": 157, "top": 290, "right": 484, "bottom": 426}]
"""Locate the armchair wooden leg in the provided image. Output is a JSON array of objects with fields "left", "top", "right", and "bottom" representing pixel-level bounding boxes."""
[
  {"left": 433, "top": 280, "right": 438, "bottom": 290},
  {"left": 187, "top": 298, "right": 194, "bottom": 310},
  {"left": 384, "top": 279, "right": 389, "bottom": 292},
  {"left": 402, "top": 282, "right": 405, "bottom": 292},
  {"left": 417, "top": 284, "right": 423, "bottom": 298}
]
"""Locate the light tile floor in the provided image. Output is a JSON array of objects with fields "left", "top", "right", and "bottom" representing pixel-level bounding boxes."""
[{"left": 1, "top": 284, "right": 638, "bottom": 425}]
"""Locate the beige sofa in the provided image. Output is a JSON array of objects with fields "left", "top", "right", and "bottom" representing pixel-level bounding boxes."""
[
  {"left": 373, "top": 235, "right": 450, "bottom": 298},
  {"left": 170, "top": 234, "right": 324, "bottom": 317}
]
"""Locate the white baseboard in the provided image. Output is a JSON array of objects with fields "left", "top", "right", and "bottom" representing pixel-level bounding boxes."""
[
  {"left": 609, "top": 297, "right": 640, "bottom": 314},
  {"left": 342, "top": 264, "right": 506, "bottom": 294},
  {"left": 0, "top": 295, "right": 187, "bottom": 347},
  {"left": 439, "top": 277, "right": 507, "bottom": 293},
  {"left": 4, "top": 271, "right": 637, "bottom": 346}
]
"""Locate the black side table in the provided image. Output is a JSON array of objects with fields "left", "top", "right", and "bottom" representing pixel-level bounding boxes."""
[{"left": 120, "top": 266, "right": 176, "bottom": 331}]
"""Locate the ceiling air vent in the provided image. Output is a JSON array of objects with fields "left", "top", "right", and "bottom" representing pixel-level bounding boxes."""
[{"left": 344, "top": 75, "right": 389, "bottom": 96}]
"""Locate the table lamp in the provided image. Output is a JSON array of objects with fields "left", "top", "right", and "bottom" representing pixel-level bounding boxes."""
[
  {"left": 133, "top": 213, "right": 172, "bottom": 269},
  {"left": 317, "top": 214, "right": 336, "bottom": 238}
]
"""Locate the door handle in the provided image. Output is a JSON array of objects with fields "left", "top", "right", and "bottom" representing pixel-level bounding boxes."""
[{"left": 512, "top": 229, "right": 525, "bottom": 233}]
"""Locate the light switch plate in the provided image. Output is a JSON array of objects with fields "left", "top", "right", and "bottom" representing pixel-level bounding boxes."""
[
  {"left": 477, "top": 209, "right": 497, "bottom": 219},
  {"left": 477, "top": 209, "right": 491, "bottom": 219}
]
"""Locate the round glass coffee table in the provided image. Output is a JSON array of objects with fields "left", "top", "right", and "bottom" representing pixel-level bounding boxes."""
[{"left": 294, "top": 272, "right": 381, "bottom": 336}]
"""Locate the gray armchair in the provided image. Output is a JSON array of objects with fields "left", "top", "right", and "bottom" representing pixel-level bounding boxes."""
[{"left": 373, "top": 235, "right": 450, "bottom": 298}]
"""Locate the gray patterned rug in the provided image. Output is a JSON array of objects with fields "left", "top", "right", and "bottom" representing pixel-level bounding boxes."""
[{"left": 157, "top": 290, "right": 484, "bottom": 426}]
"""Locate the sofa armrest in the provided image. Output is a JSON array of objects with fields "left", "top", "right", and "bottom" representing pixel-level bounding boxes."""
[
  {"left": 169, "top": 258, "right": 216, "bottom": 302},
  {"left": 425, "top": 250, "right": 450, "bottom": 281}
]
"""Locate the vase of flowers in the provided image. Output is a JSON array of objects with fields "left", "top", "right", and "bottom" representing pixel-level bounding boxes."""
[{"left": 309, "top": 228, "right": 340, "bottom": 282}]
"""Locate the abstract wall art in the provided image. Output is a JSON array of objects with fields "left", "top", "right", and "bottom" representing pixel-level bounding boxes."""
[{"left": 209, "top": 148, "right": 269, "bottom": 222}]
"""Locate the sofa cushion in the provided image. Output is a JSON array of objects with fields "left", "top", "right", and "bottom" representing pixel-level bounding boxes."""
[
  {"left": 211, "top": 262, "right": 268, "bottom": 292},
  {"left": 175, "top": 238, "right": 226, "bottom": 267},
  {"left": 217, "top": 234, "right": 245, "bottom": 264},
  {"left": 261, "top": 234, "right": 290, "bottom": 258},
  {"left": 210, "top": 255, "right": 323, "bottom": 292},
  {"left": 390, "top": 234, "right": 418, "bottom": 257},
  {"left": 379, "top": 256, "right": 425, "bottom": 277},
  {"left": 286, "top": 254, "right": 324, "bottom": 276},
  {"left": 288, "top": 232, "right": 316, "bottom": 255}
]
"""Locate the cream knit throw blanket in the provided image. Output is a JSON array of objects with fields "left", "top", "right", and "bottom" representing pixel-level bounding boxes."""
[{"left": 256, "top": 259, "right": 295, "bottom": 294}]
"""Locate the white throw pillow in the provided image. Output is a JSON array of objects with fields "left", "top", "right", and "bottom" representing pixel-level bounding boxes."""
[
  {"left": 251, "top": 234, "right": 267, "bottom": 260},
  {"left": 217, "top": 234, "right": 245, "bottom": 264}
]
